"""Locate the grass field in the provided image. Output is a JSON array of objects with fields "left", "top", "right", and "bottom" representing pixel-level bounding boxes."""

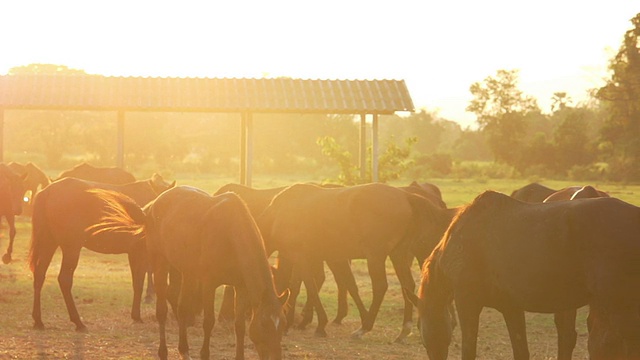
[{"left": 0, "top": 175, "right": 638, "bottom": 359}]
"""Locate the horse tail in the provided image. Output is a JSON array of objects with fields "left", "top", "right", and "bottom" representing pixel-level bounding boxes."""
[
  {"left": 84, "top": 189, "right": 146, "bottom": 237},
  {"left": 29, "top": 189, "right": 52, "bottom": 273}
]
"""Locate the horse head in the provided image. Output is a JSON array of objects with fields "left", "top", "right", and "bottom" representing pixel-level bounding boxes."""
[{"left": 249, "top": 289, "right": 290, "bottom": 360}]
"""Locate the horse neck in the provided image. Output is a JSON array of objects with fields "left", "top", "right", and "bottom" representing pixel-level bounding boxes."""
[
  {"left": 420, "top": 254, "right": 454, "bottom": 311},
  {"left": 119, "top": 181, "right": 155, "bottom": 206}
]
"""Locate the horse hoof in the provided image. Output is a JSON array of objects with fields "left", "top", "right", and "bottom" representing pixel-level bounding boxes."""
[
  {"left": 75, "top": 325, "right": 88, "bottom": 333},
  {"left": 332, "top": 319, "right": 343, "bottom": 325},
  {"left": 2, "top": 254, "right": 11, "bottom": 264},
  {"left": 314, "top": 329, "right": 327, "bottom": 338},
  {"left": 33, "top": 323, "right": 45, "bottom": 331},
  {"left": 295, "top": 323, "right": 307, "bottom": 331},
  {"left": 350, "top": 328, "right": 368, "bottom": 339}
]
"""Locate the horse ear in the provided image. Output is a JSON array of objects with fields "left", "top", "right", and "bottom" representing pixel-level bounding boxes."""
[
  {"left": 169, "top": 181, "right": 176, "bottom": 189},
  {"left": 403, "top": 287, "right": 421, "bottom": 308},
  {"left": 278, "top": 288, "right": 290, "bottom": 306}
]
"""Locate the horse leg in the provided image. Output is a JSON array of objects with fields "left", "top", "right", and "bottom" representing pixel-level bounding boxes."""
[
  {"left": 57, "top": 246, "right": 86, "bottom": 331},
  {"left": 200, "top": 280, "right": 216, "bottom": 360},
  {"left": 154, "top": 262, "right": 170, "bottom": 360},
  {"left": 389, "top": 249, "right": 417, "bottom": 343},
  {"left": 501, "top": 307, "right": 530, "bottom": 360},
  {"left": 2, "top": 215, "right": 16, "bottom": 264},
  {"left": 127, "top": 247, "right": 146, "bottom": 323},
  {"left": 352, "top": 255, "right": 388, "bottom": 339},
  {"left": 298, "top": 260, "right": 325, "bottom": 330},
  {"left": 217, "top": 285, "right": 236, "bottom": 322},
  {"left": 177, "top": 276, "right": 198, "bottom": 359},
  {"left": 234, "top": 287, "right": 250, "bottom": 360},
  {"left": 298, "top": 263, "right": 328, "bottom": 337},
  {"left": 274, "top": 256, "right": 295, "bottom": 332},
  {"left": 326, "top": 259, "right": 355, "bottom": 325},
  {"left": 144, "top": 270, "right": 155, "bottom": 304},
  {"left": 455, "top": 294, "right": 482, "bottom": 360},
  {"left": 31, "top": 242, "right": 58, "bottom": 330},
  {"left": 554, "top": 309, "right": 578, "bottom": 360}
]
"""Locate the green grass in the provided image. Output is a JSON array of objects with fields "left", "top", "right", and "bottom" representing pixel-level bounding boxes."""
[{"left": 1, "top": 175, "right": 639, "bottom": 359}]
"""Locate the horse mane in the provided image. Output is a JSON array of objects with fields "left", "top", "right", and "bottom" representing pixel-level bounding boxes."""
[{"left": 85, "top": 188, "right": 146, "bottom": 237}]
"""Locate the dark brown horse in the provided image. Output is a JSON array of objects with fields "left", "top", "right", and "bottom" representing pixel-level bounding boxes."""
[
  {"left": 510, "top": 182, "right": 556, "bottom": 202},
  {"left": 92, "top": 185, "right": 289, "bottom": 360},
  {"left": 7, "top": 161, "right": 50, "bottom": 207},
  {"left": 214, "top": 183, "right": 359, "bottom": 330},
  {"left": 402, "top": 181, "right": 447, "bottom": 209},
  {"left": 57, "top": 162, "right": 136, "bottom": 184},
  {"left": 541, "top": 184, "right": 611, "bottom": 359},
  {"left": 543, "top": 185, "right": 609, "bottom": 203},
  {"left": 257, "top": 182, "right": 451, "bottom": 341},
  {"left": 0, "top": 164, "right": 26, "bottom": 263},
  {"left": 410, "top": 191, "right": 640, "bottom": 360},
  {"left": 29, "top": 176, "right": 173, "bottom": 331}
]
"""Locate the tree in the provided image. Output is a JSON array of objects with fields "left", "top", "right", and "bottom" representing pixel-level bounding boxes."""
[
  {"left": 466, "top": 69, "right": 539, "bottom": 166},
  {"left": 596, "top": 13, "right": 640, "bottom": 180}
]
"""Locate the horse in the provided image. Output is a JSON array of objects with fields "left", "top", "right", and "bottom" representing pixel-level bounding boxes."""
[
  {"left": 256, "top": 182, "right": 452, "bottom": 341},
  {"left": 0, "top": 164, "right": 26, "bottom": 264},
  {"left": 29, "top": 176, "right": 173, "bottom": 331},
  {"left": 402, "top": 181, "right": 447, "bottom": 209},
  {"left": 214, "top": 183, "right": 359, "bottom": 330},
  {"left": 56, "top": 162, "right": 136, "bottom": 184},
  {"left": 7, "top": 161, "right": 51, "bottom": 207},
  {"left": 540, "top": 184, "right": 611, "bottom": 359},
  {"left": 90, "top": 185, "right": 289, "bottom": 360},
  {"left": 543, "top": 185, "right": 609, "bottom": 203},
  {"left": 510, "top": 182, "right": 556, "bottom": 202},
  {"left": 409, "top": 190, "right": 640, "bottom": 360}
]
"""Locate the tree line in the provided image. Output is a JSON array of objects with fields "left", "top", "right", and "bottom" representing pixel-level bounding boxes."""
[{"left": 4, "top": 13, "right": 640, "bottom": 183}]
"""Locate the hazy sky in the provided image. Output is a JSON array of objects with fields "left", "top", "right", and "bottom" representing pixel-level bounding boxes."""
[{"left": 2, "top": 1, "right": 636, "bottom": 127}]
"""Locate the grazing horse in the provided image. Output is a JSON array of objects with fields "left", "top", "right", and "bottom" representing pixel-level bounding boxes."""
[
  {"left": 410, "top": 191, "right": 640, "bottom": 360},
  {"left": 510, "top": 182, "right": 556, "bottom": 202},
  {"left": 402, "top": 181, "right": 447, "bottom": 209},
  {"left": 29, "top": 177, "right": 173, "bottom": 331},
  {"left": 0, "top": 164, "right": 26, "bottom": 263},
  {"left": 257, "top": 182, "right": 450, "bottom": 341},
  {"left": 57, "top": 162, "right": 136, "bottom": 184},
  {"left": 7, "top": 161, "right": 50, "bottom": 207},
  {"left": 91, "top": 186, "right": 289, "bottom": 360}
]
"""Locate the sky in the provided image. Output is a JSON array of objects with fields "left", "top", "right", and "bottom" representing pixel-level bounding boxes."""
[{"left": 1, "top": 1, "right": 637, "bottom": 128}]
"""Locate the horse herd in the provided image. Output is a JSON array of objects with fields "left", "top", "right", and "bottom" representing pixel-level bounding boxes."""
[{"left": 0, "top": 163, "right": 638, "bottom": 360}]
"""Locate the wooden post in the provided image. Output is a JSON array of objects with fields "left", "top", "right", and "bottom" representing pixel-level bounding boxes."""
[
  {"left": 245, "top": 112, "right": 253, "bottom": 187},
  {"left": 0, "top": 109, "right": 4, "bottom": 163},
  {"left": 240, "top": 113, "right": 247, "bottom": 185},
  {"left": 372, "top": 113, "right": 379, "bottom": 182},
  {"left": 116, "top": 110, "right": 125, "bottom": 168},
  {"left": 359, "top": 113, "right": 367, "bottom": 181}
]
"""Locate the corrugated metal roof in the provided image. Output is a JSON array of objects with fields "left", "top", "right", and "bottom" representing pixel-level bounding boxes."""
[{"left": 0, "top": 75, "right": 414, "bottom": 114}]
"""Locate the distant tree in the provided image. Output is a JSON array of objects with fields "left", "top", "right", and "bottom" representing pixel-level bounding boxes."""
[
  {"left": 8, "top": 63, "right": 86, "bottom": 75},
  {"left": 550, "top": 92, "right": 573, "bottom": 113},
  {"left": 466, "top": 69, "right": 539, "bottom": 166},
  {"left": 596, "top": 13, "right": 640, "bottom": 180}
]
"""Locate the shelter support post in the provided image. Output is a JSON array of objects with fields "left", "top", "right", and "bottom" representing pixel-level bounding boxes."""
[
  {"left": 359, "top": 113, "right": 367, "bottom": 181},
  {"left": 372, "top": 114, "right": 379, "bottom": 182},
  {"left": 0, "top": 109, "right": 4, "bottom": 163},
  {"left": 240, "top": 112, "right": 254, "bottom": 186},
  {"left": 116, "top": 111, "right": 125, "bottom": 169}
]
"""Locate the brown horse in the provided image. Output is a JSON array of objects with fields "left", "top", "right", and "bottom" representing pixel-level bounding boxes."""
[
  {"left": 0, "top": 164, "right": 26, "bottom": 263},
  {"left": 541, "top": 184, "right": 611, "bottom": 359},
  {"left": 29, "top": 176, "right": 173, "bottom": 331},
  {"left": 7, "top": 161, "right": 50, "bottom": 207},
  {"left": 410, "top": 191, "right": 640, "bottom": 360},
  {"left": 543, "top": 185, "right": 609, "bottom": 202},
  {"left": 510, "top": 182, "right": 556, "bottom": 202},
  {"left": 57, "top": 162, "right": 136, "bottom": 184},
  {"left": 91, "top": 185, "right": 289, "bottom": 360},
  {"left": 214, "top": 183, "right": 359, "bottom": 330},
  {"left": 402, "top": 181, "right": 447, "bottom": 209},
  {"left": 257, "top": 182, "right": 451, "bottom": 341}
]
